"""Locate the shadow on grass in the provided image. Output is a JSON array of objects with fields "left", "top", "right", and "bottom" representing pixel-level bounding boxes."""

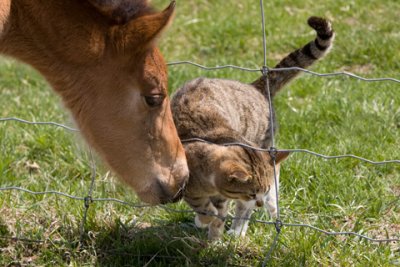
[
  {"left": 93, "top": 219, "right": 244, "bottom": 267},
  {"left": 0, "top": 210, "right": 270, "bottom": 266}
]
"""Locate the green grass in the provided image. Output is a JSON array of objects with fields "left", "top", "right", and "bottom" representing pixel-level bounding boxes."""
[{"left": 1, "top": 0, "right": 399, "bottom": 266}]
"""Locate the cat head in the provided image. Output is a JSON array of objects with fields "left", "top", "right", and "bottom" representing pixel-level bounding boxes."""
[{"left": 215, "top": 146, "right": 289, "bottom": 206}]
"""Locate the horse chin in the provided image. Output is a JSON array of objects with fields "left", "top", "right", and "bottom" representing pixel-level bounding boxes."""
[{"left": 137, "top": 174, "right": 188, "bottom": 205}]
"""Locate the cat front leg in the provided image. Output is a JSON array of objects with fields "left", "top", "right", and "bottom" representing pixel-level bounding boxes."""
[
  {"left": 195, "top": 214, "right": 211, "bottom": 228},
  {"left": 208, "top": 196, "right": 229, "bottom": 240},
  {"left": 228, "top": 199, "right": 254, "bottom": 237},
  {"left": 265, "top": 188, "right": 277, "bottom": 219},
  {"left": 185, "top": 197, "right": 218, "bottom": 228},
  {"left": 265, "top": 170, "right": 280, "bottom": 219}
]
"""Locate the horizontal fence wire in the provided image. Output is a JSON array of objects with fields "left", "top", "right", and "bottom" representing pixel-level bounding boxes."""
[
  {"left": 1, "top": 118, "right": 398, "bottom": 165},
  {"left": 1, "top": 186, "right": 399, "bottom": 243},
  {"left": 181, "top": 138, "right": 400, "bottom": 165},
  {"left": 167, "top": 62, "right": 400, "bottom": 84},
  {"left": 1, "top": 75, "right": 399, "bottom": 259},
  {"left": 0, "top": 117, "right": 79, "bottom": 131},
  {"left": 1, "top": 0, "right": 400, "bottom": 264},
  {"left": 1, "top": 56, "right": 400, "bottom": 266}
]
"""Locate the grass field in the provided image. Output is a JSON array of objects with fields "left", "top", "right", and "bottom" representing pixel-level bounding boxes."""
[{"left": 1, "top": 0, "right": 399, "bottom": 266}]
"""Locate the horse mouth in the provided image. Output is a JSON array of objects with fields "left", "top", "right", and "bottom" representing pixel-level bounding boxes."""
[
  {"left": 171, "top": 179, "right": 187, "bottom": 203},
  {"left": 157, "top": 178, "right": 187, "bottom": 204}
]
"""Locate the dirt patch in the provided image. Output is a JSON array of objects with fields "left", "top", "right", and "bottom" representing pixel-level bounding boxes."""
[
  {"left": 368, "top": 222, "right": 400, "bottom": 252},
  {"left": 341, "top": 63, "right": 376, "bottom": 75},
  {"left": 391, "top": 185, "right": 400, "bottom": 196}
]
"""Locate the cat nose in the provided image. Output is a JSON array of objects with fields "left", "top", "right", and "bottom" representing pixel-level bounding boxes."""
[{"left": 256, "top": 199, "right": 264, "bottom": 207}]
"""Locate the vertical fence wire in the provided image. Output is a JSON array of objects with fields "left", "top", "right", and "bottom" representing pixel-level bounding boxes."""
[
  {"left": 260, "top": 0, "right": 281, "bottom": 264},
  {"left": 79, "top": 148, "right": 97, "bottom": 244},
  {"left": 0, "top": 0, "right": 399, "bottom": 265}
]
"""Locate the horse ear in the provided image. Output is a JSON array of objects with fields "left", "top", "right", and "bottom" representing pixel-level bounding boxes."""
[
  {"left": 129, "top": 1, "right": 176, "bottom": 46},
  {"left": 88, "top": 0, "right": 150, "bottom": 24}
]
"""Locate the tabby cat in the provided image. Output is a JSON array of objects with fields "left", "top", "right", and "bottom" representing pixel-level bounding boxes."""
[{"left": 171, "top": 16, "right": 335, "bottom": 240}]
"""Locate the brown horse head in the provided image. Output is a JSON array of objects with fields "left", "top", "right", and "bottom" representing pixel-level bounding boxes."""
[{"left": 0, "top": 0, "right": 188, "bottom": 204}]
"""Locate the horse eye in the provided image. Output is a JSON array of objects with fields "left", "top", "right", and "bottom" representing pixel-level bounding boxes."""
[{"left": 143, "top": 94, "right": 165, "bottom": 107}]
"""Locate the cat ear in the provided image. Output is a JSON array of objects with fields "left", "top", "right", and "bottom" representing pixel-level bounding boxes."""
[
  {"left": 227, "top": 166, "right": 251, "bottom": 183},
  {"left": 269, "top": 151, "right": 290, "bottom": 165}
]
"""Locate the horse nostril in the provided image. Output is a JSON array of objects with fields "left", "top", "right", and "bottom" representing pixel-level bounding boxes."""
[
  {"left": 176, "top": 164, "right": 189, "bottom": 183},
  {"left": 156, "top": 179, "right": 173, "bottom": 204}
]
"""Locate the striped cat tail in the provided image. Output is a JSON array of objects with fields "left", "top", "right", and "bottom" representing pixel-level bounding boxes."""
[{"left": 252, "top": 16, "right": 335, "bottom": 97}]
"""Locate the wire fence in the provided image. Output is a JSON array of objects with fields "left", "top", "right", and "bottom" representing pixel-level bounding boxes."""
[{"left": 1, "top": 0, "right": 400, "bottom": 265}]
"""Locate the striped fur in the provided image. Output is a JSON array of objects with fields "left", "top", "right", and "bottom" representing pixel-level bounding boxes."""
[
  {"left": 172, "top": 17, "right": 334, "bottom": 240},
  {"left": 252, "top": 16, "right": 335, "bottom": 97}
]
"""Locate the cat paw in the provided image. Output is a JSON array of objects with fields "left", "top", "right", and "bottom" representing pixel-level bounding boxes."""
[
  {"left": 266, "top": 201, "right": 278, "bottom": 219},
  {"left": 195, "top": 215, "right": 209, "bottom": 228},
  {"left": 268, "top": 208, "right": 277, "bottom": 219},
  {"left": 227, "top": 229, "right": 238, "bottom": 236},
  {"left": 227, "top": 229, "right": 247, "bottom": 237}
]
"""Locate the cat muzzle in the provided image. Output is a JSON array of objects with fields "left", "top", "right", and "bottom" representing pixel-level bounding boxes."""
[{"left": 256, "top": 199, "right": 264, "bottom": 207}]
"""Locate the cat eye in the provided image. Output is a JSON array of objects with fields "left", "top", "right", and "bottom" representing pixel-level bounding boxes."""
[
  {"left": 143, "top": 94, "right": 165, "bottom": 107},
  {"left": 249, "top": 194, "right": 256, "bottom": 199}
]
